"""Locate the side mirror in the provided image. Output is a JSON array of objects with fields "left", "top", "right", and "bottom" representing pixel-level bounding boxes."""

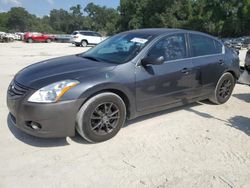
[{"left": 141, "top": 56, "right": 164, "bottom": 66}]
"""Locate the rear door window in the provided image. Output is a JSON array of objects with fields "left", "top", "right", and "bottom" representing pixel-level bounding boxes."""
[
  {"left": 189, "top": 34, "right": 222, "bottom": 57},
  {"left": 79, "top": 32, "right": 87, "bottom": 35},
  {"left": 81, "top": 32, "right": 94, "bottom": 36}
]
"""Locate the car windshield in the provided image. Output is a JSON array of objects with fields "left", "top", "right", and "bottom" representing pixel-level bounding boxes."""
[{"left": 80, "top": 33, "right": 153, "bottom": 64}]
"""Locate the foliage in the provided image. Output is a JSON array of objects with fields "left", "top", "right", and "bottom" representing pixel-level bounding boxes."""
[
  {"left": 0, "top": 1, "right": 250, "bottom": 37},
  {"left": 120, "top": 0, "right": 250, "bottom": 37}
]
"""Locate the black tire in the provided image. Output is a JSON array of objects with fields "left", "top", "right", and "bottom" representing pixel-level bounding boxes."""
[
  {"left": 76, "top": 92, "right": 126, "bottom": 143},
  {"left": 81, "top": 40, "right": 88, "bottom": 47},
  {"left": 46, "top": 38, "right": 51, "bottom": 43},
  {"left": 75, "top": 43, "right": 81, "bottom": 47},
  {"left": 209, "top": 72, "right": 235, "bottom": 104},
  {"left": 27, "top": 38, "right": 33, "bottom": 43}
]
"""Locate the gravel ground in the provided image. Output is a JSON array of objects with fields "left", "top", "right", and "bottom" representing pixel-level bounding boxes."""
[{"left": 0, "top": 42, "right": 250, "bottom": 188}]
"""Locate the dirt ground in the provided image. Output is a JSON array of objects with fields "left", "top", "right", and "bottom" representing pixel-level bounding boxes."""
[{"left": 0, "top": 42, "right": 249, "bottom": 188}]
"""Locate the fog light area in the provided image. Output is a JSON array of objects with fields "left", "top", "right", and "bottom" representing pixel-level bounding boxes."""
[{"left": 26, "top": 121, "right": 42, "bottom": 130}]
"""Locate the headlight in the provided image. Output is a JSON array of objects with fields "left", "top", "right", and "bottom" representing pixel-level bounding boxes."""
[{"left": 28, "top": 80, "right": 79, "bottom": 103}]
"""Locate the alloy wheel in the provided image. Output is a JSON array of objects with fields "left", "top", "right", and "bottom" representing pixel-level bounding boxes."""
[
  {"left": 219, "top": 79, "right": 232, "bottom": 99},
  {"left": 90, "top": 102, "right": 120, "bottom": 135}
]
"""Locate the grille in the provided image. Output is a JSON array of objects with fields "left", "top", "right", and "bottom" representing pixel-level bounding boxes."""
[{"left": 8, "top": 81, "right": 29, "bottom": 98}]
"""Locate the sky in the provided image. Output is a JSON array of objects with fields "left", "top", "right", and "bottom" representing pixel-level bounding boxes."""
[{"left": 0, "top": 0, "right": 119, "bottom": 16}]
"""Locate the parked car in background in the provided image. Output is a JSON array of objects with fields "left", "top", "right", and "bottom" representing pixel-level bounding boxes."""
[
  {"left": 54, "top": 34, "right": 71, "bottom": 43},
  {"left": 238, "top": 49, "right": 250, "bottom": 85},
  {"left": 7, "top": 29, "right": 240, "bottom": 143},
  {"left": 222, "top": 37, "right": 248, "bottom": 52},
  {"left": 230, "top": 40, "right": 242, "bottom": 50},
  {"left": 0, "top": 32, "right": 6, "bottom": 42},
  {"left": 242, "top": 38, "right": 250, "bottom": 49},
  {"left": 24, "top": 32, "right": 54, "bottom": 43},
  {"left": 0, "top": 31, "right": 6, "bottom": 38},
  {"left": 5, "top": 33, "right": 15, "bottom": 42},
  {"left": 0, "top": 32, "right": 15, "bottom": 42},
  {"left": 14, "top": 32, "right": 25, "bottom": 41},
  {"left": 70, "top": 30, "right": 106, "bottom": 47},
  {"left": 245, "top": 49, "right": 250, "bottom": 71}
]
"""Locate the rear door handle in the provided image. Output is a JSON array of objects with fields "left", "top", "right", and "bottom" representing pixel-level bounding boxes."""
[{"left": 219, "top": 59, "right": 224, "bottom": 65}]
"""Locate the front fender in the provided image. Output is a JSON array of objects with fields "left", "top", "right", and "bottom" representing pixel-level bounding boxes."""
[{"left": 60, "top": 66, "right": 137, "bottom": 119}]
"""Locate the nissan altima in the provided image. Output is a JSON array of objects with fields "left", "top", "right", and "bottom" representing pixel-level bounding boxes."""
[{"left": 7, "top": 29, "right": 240, "bottom": 143}]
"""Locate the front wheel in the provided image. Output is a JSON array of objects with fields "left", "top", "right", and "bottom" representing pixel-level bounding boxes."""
[
  {"left": 76, "top": 92, "right": 126, "bottom": 143},
  {"left": 27, "top": 38, "right": 33, "bottom": 43},
  {"left": 209, "top": 72, "right": 235, "bottom": 104}
]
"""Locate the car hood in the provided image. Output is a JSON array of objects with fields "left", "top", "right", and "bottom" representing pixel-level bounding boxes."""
[{"left": 15, "top": 55, "right": 116, "bottom": 89}]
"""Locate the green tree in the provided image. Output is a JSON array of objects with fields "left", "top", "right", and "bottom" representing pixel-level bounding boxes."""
[
  {"left": 49, "top": 9, "right": 71, "bottom": 33},
  {"left": 84, "top": 3, "right": 119, "bottom": 35},
  {"left": 6, "top": 7, "right": 31, "bottom": 32},
  {"left": 0, "top": 12, "right": 9, "bottom": 31},
  {"left": 68, "top": 5, "right": 86, "bottom": 32}
]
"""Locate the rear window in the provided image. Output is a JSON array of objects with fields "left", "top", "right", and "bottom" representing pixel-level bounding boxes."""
[
  {"left": 93, "top": 32, "right": 102, "bottom": 37},
  {"left": 214, "top": 40, "right": 223, "bottom": 53},
  {"left": 72, "top": 31, "right": 78, "bottom": 35},
  {"left": 189, "top": 34, "right": 222, "bottom": 57}
]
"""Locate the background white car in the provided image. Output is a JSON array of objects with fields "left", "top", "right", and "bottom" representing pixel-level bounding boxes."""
[{"left": 70, "top": 30, "right": 106, "bottom": 47}]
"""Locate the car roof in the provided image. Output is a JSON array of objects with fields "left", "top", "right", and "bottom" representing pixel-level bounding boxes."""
[
  {"left": 123, "top": 28, "right": 182, "bottom": 36},
  {"left": 122, "top": 28, "right": 219, "bottom": 40},
  {"left": 75, "top": 30, "right": 97, "bottom": 33}
]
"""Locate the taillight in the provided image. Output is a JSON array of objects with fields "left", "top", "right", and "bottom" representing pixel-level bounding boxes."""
[{"left": 74, "top": 36, "right": 79, "bottom": 38}]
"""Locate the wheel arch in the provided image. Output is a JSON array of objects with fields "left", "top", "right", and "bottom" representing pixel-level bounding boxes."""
[
  {"left": 225, "top": 70, "right": 238, "bottom": 80},
  {"left": 77, "top": 85, "right": 136, "bottom": 120},
  {"left": 27, "top": 37, "right": 33, "bottom": 41},
  {"left": 81, "top": 39, "right": 88, "bottom": 44}
]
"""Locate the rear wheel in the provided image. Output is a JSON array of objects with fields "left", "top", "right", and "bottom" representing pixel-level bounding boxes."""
[
  {"left": 76, "top": 92, "right": 126, "bottom": 143},
  {"left": 81, "top": 40, "right": 88, "bottom": 47},
  {"left": 46, "top": 38, "right": 51, "bottom": 43},
  {"left": 209, "top": 72, "right": 235, "bottom": 104}
]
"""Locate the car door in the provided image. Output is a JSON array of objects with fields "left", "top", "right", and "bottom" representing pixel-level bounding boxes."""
[
  {"left": 188, "top": 33, "right": 226, "bottom": 97},
  {"left": 135, "top": 33, "right": 197, "bottom": 111},
  {"left": 82, "top": 32, "right": 98, "bottom": 44},
  {"left": 92, "top": 32, "right": 102, "bottom": 44},
  {"left": 34, "top": 33, "right": 43, "bottom": 42}
]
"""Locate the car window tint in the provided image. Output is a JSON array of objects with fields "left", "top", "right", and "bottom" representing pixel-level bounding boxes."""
[
  {"left": 72, "top": 32, "right": 78, "bottom": 35},
  {"left": 148, "top": 34, "right": 187, "bottom": 61},
  {"left": 93, "top": 32, "right": 101, "bottom": 37},
  {"left": 84, "top": 32, "right": 94, "bottom": 36},
  {"left": 214, "top": 40, "right": 223, "bottom": 53},
  {"left": 190, "top": 34, "right": 221, "bottom": 57},
  {"left": 82, "top": 33, "right": 152, "bottom": 64}
]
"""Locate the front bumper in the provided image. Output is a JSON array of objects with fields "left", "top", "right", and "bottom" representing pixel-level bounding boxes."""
[
  {"left": 7, "top": 82, "right": 84, "bottom": 138},
  {"left": 71, "top": 42, "right": 81, "bottom": 46}
]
